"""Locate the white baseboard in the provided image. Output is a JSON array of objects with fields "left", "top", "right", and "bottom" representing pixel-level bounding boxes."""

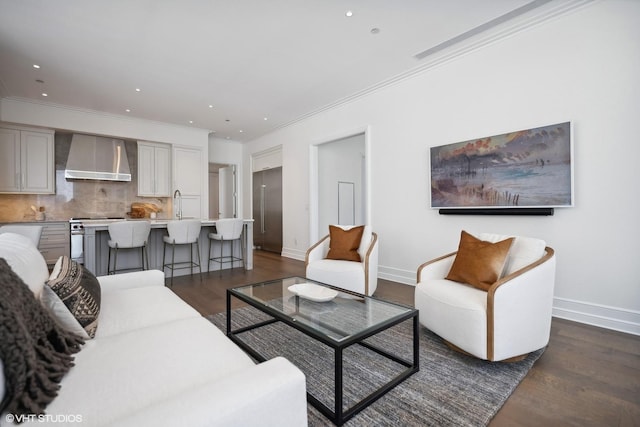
[
  {"left": 280, "top": 247, "right": 306, "bottom": 262},
  {"left": 378, "top": 265, "right": 416, "bottom": 286},
  {"left": 552, "top": 297, "right": 640, "bottom": 336}
]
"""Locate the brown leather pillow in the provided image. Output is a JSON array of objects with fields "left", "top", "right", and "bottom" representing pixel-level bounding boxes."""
[
  {"left": 326, "top": 225, "right": 364, "bottom": 262},
  {"left": 446, "top": 230, "right": 514, "bottom": 291}
]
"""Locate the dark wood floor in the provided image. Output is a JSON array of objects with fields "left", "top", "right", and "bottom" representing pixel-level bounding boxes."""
[{"left": 170, "top": 251, "right": 640, "bottom": 426}]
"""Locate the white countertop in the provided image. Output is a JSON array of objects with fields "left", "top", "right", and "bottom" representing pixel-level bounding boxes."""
[{"left": 81, "top": 218, "right": 254, "bottom": 228}]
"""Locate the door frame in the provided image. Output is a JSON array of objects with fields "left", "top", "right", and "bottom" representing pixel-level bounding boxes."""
[
  {"left": 209, "top": 162, "right": 238, "bottom": 219},
  {"left": 309, "top": 125, "right": 372, "bottom": 244}
]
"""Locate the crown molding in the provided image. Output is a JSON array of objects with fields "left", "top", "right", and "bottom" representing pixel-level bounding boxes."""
[{"left": 271, "top": 0, "right": 595, "bottom": 136}]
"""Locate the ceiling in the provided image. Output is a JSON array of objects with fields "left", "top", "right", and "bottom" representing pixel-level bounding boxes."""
[{"left": 0, "top": 0, "right": 550, "bottom": 142}]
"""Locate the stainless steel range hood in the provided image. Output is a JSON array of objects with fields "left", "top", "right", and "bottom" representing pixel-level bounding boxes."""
[{"left": 65, "top": 134, "right": 131, "bottom": 181}]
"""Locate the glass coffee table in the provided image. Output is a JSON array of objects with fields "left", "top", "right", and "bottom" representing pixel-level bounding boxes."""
[{"left": 227, "top": 277, "right": 419, "bottom": 426}]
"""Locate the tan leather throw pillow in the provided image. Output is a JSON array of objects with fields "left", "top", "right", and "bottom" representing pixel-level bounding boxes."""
[
  {"left": 326, "top": 225, "right": 364, "bottom": 262},
  {"left": 446, "top": 230, "right": 514, "bottom": 291}
]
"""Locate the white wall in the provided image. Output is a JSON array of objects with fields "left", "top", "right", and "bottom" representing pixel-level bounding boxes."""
[
  {"left": 208, "top": 136, "right": 243, "bottom": 164},
  {"left": 243, "top": 1, "right": 640, "bottom": 334}
]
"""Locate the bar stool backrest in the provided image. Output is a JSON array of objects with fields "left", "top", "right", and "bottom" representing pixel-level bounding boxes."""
[
  {"left": 212, "top": 218, "right": 243, "bottom": 240},
  {"left": 108, "top": 221, "right": 151, "bottom": 248},
  {"left": 166, "top": 219, "right": 202, "bottom": 244}
]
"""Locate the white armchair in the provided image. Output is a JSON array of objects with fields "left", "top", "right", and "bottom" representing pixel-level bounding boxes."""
[
  {"left": 305, "top": 225, "right": 379, "bottom": 296},
  {"left": 414, "top": 232, "right": 556, "bottom": 362}
]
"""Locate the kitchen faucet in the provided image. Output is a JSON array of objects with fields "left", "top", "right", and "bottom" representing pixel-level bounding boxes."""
[{"left": 173, "top": 189, "right": 182, "bottom": 220}]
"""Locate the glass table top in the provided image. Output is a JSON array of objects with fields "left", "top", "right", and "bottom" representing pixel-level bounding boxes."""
[{"left": 230, "top": 277, "right": 416, "bottom": 343}]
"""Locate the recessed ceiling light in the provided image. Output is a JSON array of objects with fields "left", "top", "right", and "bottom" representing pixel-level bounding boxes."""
[
  {"left": 135, "top": 88, "right": 141, "bottom": 92},
  {"left": 239, "top": 130, "right": 243, "bottom": 133},
  {"left": 125, "top": 109, "right": 131, "bottom": 113},
  {"left": 345, "top": 10, "right": 353, "bottom": 17},
  {"left": 370, "top": 27, "right": 380, "bottom": 34},
  {"left": 263, "top": 117, "right": 268, "bottom": 121},
  {"left": 35, "top": 79, "right": 44, "bottom": 84},
  {"left": 208, "top": 105, "right": 214, "bottom": 109},
  {"left": 189, "top": 120, "right": 193, "bottom": 124},
  {"left": 41, "top": 93, "right": 48, "bottom": 97},
  {"left": 33, "top": 64, "right": 40, "bottom": 69}
]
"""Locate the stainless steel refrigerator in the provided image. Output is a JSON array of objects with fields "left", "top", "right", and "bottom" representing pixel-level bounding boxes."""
[{"left": 253, "top": 167, "right": 282, "bottom": 253}]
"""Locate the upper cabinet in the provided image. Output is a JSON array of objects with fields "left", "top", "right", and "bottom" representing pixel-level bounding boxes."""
[
  {"left": 173, "top": 146, "right": 203, "bottom": 218},
  {"left": 0, "top": 125, "right": 55, "bottom": 194},
  {"left": 137, "top": 141, "right": 171, "bottom": 197}
]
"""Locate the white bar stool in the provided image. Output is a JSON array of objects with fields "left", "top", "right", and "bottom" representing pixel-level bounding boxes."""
[
  {"left": 107, "top": 221, "right": 151, "bottom": 275},
  {"left": 163, "top": 219, "right": 202, "bottom": 286},
  {"left": 208, "top": 218, "right": 244, "bottom": 276}
]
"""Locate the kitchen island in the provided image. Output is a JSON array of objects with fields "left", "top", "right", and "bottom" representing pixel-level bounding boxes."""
[{"left": 83, "top": 219, "right": 253, "bottom": 277}]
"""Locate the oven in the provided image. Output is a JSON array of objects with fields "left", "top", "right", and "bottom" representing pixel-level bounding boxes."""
[
  {"left": 69, "top": 217, "right": 125, "bottom": 264},
  {"left": 69, "top": 218, "right": 86, "bottom": 264}
]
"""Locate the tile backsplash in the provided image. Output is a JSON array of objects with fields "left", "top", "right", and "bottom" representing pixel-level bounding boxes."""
[{"left": 0, "top": 133, "right": 170, "bottom": 222}]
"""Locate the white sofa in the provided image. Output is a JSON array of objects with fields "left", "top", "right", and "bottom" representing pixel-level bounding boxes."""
[{"left": 0, "top": 232, "right": 308, "bottom": 427}]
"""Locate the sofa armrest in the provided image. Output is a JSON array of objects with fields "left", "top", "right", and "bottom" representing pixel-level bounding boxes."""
[
  {"left": 489, "top": 248, "right": 556, "bottom": 360},
  {"left": 97, "top": 269, "right": 165, "bottom": 291},
  {"left": 305, "top": 235, "right": 330, "bottom": 266},
  {"left": 416, "top": 252, "right": 456, "bottom": 283},
  {"left": 111, "top": 357, "right": 308, "bottom": 427},
  {"left": 365, "top": 233, "right": 379, "bottom": 295}
]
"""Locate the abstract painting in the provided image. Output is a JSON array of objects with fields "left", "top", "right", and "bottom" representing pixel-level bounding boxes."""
[{"left": 430, "top": 122, "right": 572, "bottom": 208}]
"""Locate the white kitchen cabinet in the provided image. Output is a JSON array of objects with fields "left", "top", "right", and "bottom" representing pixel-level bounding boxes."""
[
  {"left": 251, "top": 146, "right": 282, "bottom": 172},
  {"left": 137, "top": 141, "right": 171, "bottom": 197},
  {"left": 0, "top": 126, "right": 55, "bottom": 194},
  {"left": 173, "top": 146, "right": 202, "bottom": 218}
]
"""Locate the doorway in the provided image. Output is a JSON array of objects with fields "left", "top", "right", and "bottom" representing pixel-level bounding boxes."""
[
  {"left": 311, "top": 130, "right": 369, "bottom": 242},
  {"left": 209, "top": 163, "right": 237, "bottom": 218}
]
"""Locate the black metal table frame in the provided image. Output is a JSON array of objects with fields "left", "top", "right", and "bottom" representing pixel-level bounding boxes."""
[{"left": 226, "top": 279, "right": 420, "bottom": 426}]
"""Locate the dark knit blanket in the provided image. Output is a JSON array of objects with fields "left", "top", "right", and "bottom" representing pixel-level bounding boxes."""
[{"left": 0, "top": 258, "right": 85, "bottom": 417}]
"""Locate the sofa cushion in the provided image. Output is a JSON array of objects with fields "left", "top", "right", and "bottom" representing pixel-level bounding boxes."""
[
  {"left": 46, "top": 256, "right": 101, "bottom": 338},
  {"left": 0, "top": 232, "right": 49, "bottom": 299},
  {"left": 41, "top": 285, "right": 90, "bottom": 339},
  {"left": 446, "top": 230, "right": 514, "bottom": 291},
  {"left": 37, "top": 317, "right": 256, "bottom": 426},
  {"left": 96, "top": 285, "right": 201, "bottom": 338},
  {"left": 306, "top": 258, "right": 365, "bottom": 294},
  {"left": 326, "top": 225, "right": 364, "bottom": 262},
  {"left": 415, "top": 278, "right": 488, "bottom": 359}
]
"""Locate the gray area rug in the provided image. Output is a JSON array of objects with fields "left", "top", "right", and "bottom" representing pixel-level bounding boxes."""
[{"left": 208, "top": 306, "right": 543, "bottom": 426}]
